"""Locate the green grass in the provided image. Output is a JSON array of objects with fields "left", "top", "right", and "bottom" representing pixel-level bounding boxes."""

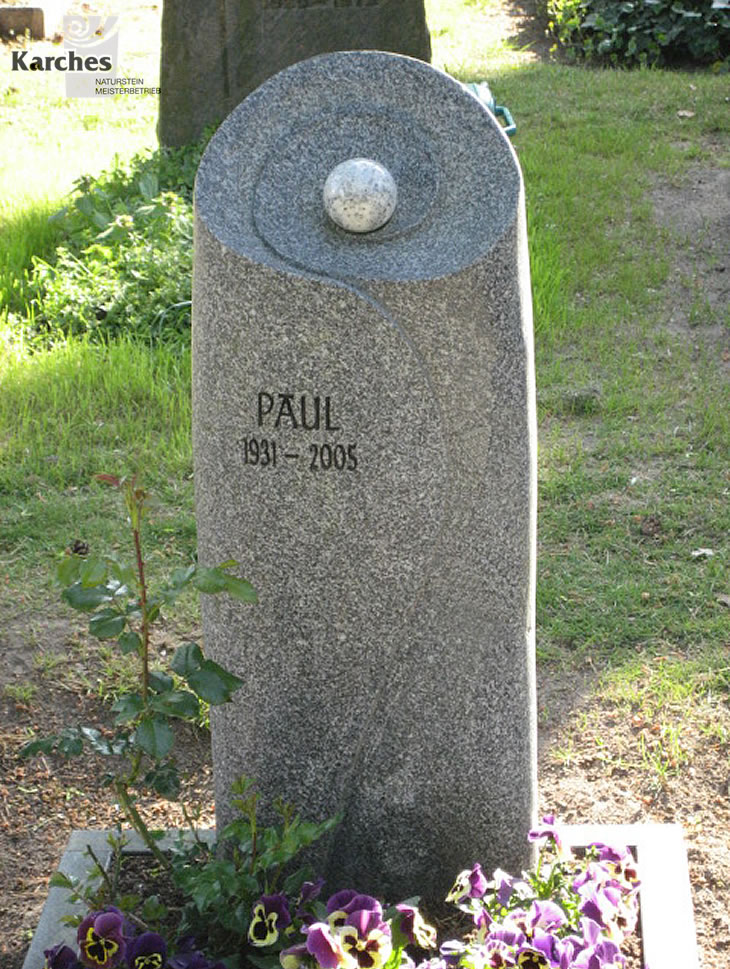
[
  {"left": 0, "top": 337, "right": 191, "bottom": 492},
  {"left": 0, "top": 26, "right": 158, "bottom": 314},
  {"left": 0, "top": 3, "right": 728, "bottom": 761}
]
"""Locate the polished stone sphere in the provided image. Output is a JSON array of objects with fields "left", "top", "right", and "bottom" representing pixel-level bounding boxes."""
[{"left": 323, "top": 157, "right": 398, "bottom": 233}]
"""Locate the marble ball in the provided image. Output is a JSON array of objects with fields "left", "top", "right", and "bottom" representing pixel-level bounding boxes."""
[{"left": 323, "top": 157, "right": 398, "bottom": 234}]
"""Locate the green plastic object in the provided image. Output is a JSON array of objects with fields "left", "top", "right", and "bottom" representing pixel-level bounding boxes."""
[{"left": 462, "top": 80, "right": 516, "bottom": 137}]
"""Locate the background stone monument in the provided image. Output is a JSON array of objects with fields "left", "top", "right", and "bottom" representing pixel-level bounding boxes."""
[
  {"left": 192, "top": 50, "right": 537, "bottom": 904},
  {"left": 158, "top": 0, "right": 431, "bottom": 147}
]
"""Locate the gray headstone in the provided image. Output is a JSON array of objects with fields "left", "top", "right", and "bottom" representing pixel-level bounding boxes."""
[
  {"left": 158, "top": 0, "right": 431, "bottom": 147},
  {"left": 192, "top": 50, "right": 537, "bottom": 906}
]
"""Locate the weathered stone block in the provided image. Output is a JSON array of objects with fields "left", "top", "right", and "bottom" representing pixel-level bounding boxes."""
[{"left": 158, "top": 0, "right": 431, "bottom": 146}]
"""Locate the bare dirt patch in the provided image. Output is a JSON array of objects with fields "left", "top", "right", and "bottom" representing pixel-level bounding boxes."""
[{"left": 652, "top": 164, "right": 729, "bottom": 355}]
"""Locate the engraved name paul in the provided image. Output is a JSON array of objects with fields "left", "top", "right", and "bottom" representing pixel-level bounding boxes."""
[{"left": 243, "top": 392, "right": 358, "bottom": 471}]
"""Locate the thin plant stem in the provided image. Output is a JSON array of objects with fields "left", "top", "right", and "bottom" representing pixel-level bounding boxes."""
[
  {"left": 132, "top": 513, "right": 150, "bottom": 704},
  {"left": 114, "top": 781, "right": 172, "bottom": 873}
]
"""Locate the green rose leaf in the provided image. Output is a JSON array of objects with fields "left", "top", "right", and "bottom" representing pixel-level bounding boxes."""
[
  {"left": 57, "top": 555, "right": 82, "bottom": 586},
  {"left": 222, "top": 573, "right": 258, "bottom": 604},
  {"left": 133, "top": 717, "right": 174, "bottom": 759},
  {"left": 150, "top": 689, "right": 200, "bottom": 719},
  {"left": 170, "top": 642, "right": 204, "bottom": 677},
  {"left": 108, "top": 559, "right": 137, "bottom": 589},
  {"left": 143, "top": 763, "right": 181, "bottom": 800},
  {"left": 187, "top": 660, "right": 244, "bottom": 705},
  {"left": 89, "top": 609, "right": 126, "bottom": 640},
  {"left": 79, "top": 726, "right": 124, "bottom": 756},
  {"left": 169, "top": 565, "right": 196, "bottom": 588},
  {"left": 112, "top": 692, "right": 144, "bottom": 724},
  {"left": 62, "top": 581, "right": 114, "bottom": 612},
  {"left": 118, "top": 630, "right": 142, "bottom": 655},
  {"left": 148, "top": 671, "right": 174, "bottom": 694},
  {"left": 19, "top": 735, "right": 57, "bottom": 758},
  {"left": 193, "top": 566, "right": 258, "bottom": 603},
  {"left": 80, "top": 557, "right": 108, "bottom": 587},
  {"left": 49, "top": 871, "right": 76, "bottom": 890},
  {"left": 56, "top": 730, "right": 84, "bottom": 758},
  {"left": 192, "top": 567, "right": 229, "bottom": 595}
]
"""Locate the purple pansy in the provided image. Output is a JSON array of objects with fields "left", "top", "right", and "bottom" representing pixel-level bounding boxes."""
[
  {"left": 306, "top": 921, "right": 351, "bottom": 969},
  {"left": 577, "top": 884, "right": 623, "bottom": 937},
  {"left": 249, "top": 893, "right": 293, "bottom": 947},
  {"left": 43, "top": 944, "right": 82, "bottom": 969},
  {"left": 339, "top": 909, "right": 393, "bottom": 969},
  {"left": 527, "top": 817, "right": 572, "bottom": 862},
  {"left": 301, "top": 878, "right": 326, "bottom": 904},
  {"left": 280, "top": 942, "right": 309, "bottom": 969},
  {"left": 515, "top": 943, "right": 554, "bottom": 969},
  {"left": 326, "top": 890, "right": 359, "bottom": 914},
  {"left": 327, "top": 893, "right": 383, "bottom": 934},
  {"left": 527, "top": 900, "right": 567, "bottom": 934},
  {"left": 445, "top": 864, "right": 488, "bottom": 906},
  {"left": 167, "top": 939, "right": 225, "bottom": 969},
  {"left": 77, "top": 910, "right": 127, "bottom": 969},
  {"left": 490, "top": 869, "right": 517, "bottom": 908},
  {"left": 589, "top": 844, "right": 640, "bottom": 889},
  {"left": 395, "top": 905, "right": 437, "bottom": 950},
  {"left": 126, "top": 933, "right": 167, "bottom": 969}
]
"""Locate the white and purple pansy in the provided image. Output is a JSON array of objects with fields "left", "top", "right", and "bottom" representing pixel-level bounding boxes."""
[
  {"left": 338, "top": 908, "right": 393, "bottom": 969},
  {"left": 395, "top": 904, "right": 438, "bottom": 950}
]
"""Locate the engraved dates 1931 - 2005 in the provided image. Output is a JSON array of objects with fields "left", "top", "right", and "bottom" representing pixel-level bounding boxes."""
[{"left": 243, "top": 438, "right": 358, "bottom": 471}]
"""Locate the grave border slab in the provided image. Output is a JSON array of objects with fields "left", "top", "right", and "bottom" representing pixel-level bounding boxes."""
[{"left": 23, "top": 824, "right": 697, "bottom": 969}]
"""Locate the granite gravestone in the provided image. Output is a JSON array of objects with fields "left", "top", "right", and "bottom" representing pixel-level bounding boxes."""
[
  {"left": 158, "top": 0, "right": 431, "bottom": 146},
  {"left": 192, "top": 51, "right": 537, "bottom": 904}
]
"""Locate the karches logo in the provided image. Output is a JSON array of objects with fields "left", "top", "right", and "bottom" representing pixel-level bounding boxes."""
[
  {"left": 8, "top": 15, "right": 158, "bottom": 98},
  {"left": 11, "top": 15, "right": 118, "bottom": 73}
]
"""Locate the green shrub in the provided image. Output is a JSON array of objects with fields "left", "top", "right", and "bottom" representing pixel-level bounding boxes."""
[
  {"left": 545, "top": 0, "right": 730, "bottom": 67},
  {"left": 19, "top": 136, "right": 210, "bottom": 348}
]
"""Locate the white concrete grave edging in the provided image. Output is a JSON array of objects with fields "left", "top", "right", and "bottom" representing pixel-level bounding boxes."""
[{"left": 23, "top": 824, "right": 698, "bottom": 969}]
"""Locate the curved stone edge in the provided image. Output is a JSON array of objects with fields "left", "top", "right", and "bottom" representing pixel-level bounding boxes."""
[
  {"left": 193, "top": 50, "right": 521, "bottom": 282},
  {"left": 22, "top": 825, "right": 697, "bottom": 968}
]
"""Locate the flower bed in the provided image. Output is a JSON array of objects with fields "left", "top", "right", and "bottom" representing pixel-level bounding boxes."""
[{"left": 26, "top": 817, "right": 680, "bottom": 969}]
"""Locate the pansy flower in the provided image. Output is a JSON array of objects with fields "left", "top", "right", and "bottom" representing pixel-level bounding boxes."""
[
  {"left": 43, "top": 943, "right": 82, "bottom": 969},
  {"left": 395, "top": 904, "right": 437, "bottom": 950},
  {"left": 527, "top": 900, "right": 567, "bottom": 935},
  {"left": 126, "top": 932, "right": 167, "bottom": 969},
  {"left": 280, "top": 942, "right": 309, "bottom": 969},
  {"left": 588, "top": 843, "right": 640, "bottom": 891},
  {"left": 327, "top": 893, "right": 383, "bottom": 932},
  {"left": 296, "top": 879, "right": 326, "bottom": 927},
  {"left": 249, "top": 893, "right": 293, "bottom": 947},
  {"left": 527, "top": 817, "right": 573, "bottom": 863},
  {"left": 515, "top": 946, "right": 550, "bottom": 969},
  {"left": 445, "top": 864, "right": 488, "bottom": 906},
  {"left": 339, "top": 909, "right": 393, "bottom": 969},
  {"left": 77, "top": 909, "right": 127, "bottom": 969},
  {"left": 306, "top": 921, "right": 353, "bottom": 969}
]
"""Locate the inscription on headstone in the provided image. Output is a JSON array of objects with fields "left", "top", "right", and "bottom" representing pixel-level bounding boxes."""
[
  {"left": 192, "top": 51, "right": 537, "bottom": 904},
  {"left": 158, "top": 0, "right": 430, "bottom": 147}
]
